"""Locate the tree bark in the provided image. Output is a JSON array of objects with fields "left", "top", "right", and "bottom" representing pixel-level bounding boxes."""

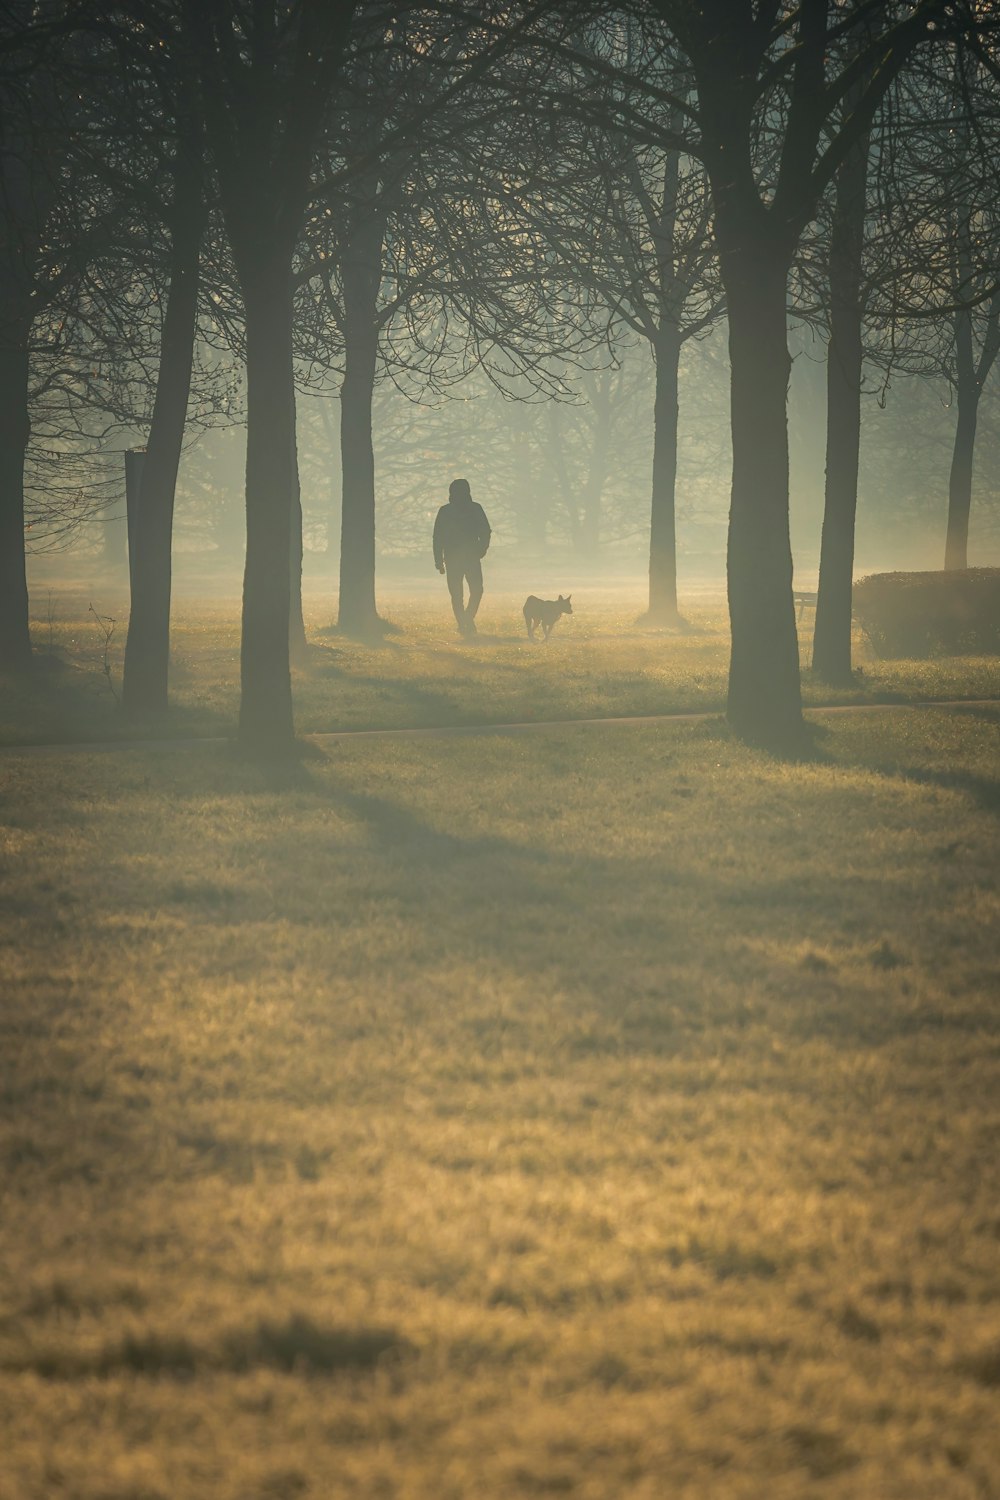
[
  {"left": 724, "top": 251, "right": 803, "bottom": 747},
  {"left": 0, "top": 336, "right": 32, "bottom": 673},
  {"left": 122, "top": 151, "right": 203, "bottom": 716},
  {"left": 812, "top": 111, "right": 870, "bottom": 685},
  {"left": 647, "top": 332, "right": 681, "bottom": 622},
  {"left": 239, "top": 256, "right": 296, "bottom": 751},
  {"left": 337, "top": 220, "right": 382, "bottom": 637}
]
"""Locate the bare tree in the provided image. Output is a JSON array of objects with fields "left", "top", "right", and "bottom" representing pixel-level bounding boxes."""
[
  {"left": 639, "top": 0, "right": 969, "bottom": 745},
  {"left": 0, "top": 2, "right": 90, "bottom": 671},
  {"left": 506, "top": 18, "right": 724, "bottom": 621},
  {"left": 810, "top": 22, "right": 1000, "bottom": 680},
  {"left": 940, "top": 45, "right": 1000, "bottom": 569},
  {"left": 184, "top": 0, "right": 357, "bottom": 753},
  {"left": 99, "top": 8, "right": 209, "bottom": 714},
  {"left": 811, "top": 16, "right": 881, "bottom": 684},
  {"left": 298, "top": 4, "right": 602, "bottom": 637}
]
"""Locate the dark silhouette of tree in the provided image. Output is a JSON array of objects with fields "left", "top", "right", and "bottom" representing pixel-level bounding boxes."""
[
  {"left": 506, "top": 18, "right": 723, "bottom": 622},
  {"left": 939, "top": 47, "right": 1000, "bottom": 570},
  {"left": 183, "top": 0, "right": 357, "bottom": 753},
  {"left": 811, "top": 19, "right": 880, "bottom": 685},
  {"left": 810, "top": 23, "right": 1000, "bottom": 680},
  {"left": 642, "top": 0, "right": 968, "bottom": 746},
  {"left": 0, "top": 3, "right": 87, "bottom": 672},
  {"left": 109, "top": 13, "right": 208, "bottom": 715},
  {"left": 299, "top": 4, "right": 601, "bottom": 638}
]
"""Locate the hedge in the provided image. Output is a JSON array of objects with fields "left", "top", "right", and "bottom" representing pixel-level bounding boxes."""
[{"left": 852, "top": 569, "right": 1000, "bottom": 658}]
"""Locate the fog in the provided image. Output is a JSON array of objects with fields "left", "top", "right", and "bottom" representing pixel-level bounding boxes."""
[{"left": 26, "top": 319, "right": 1000, "bottom": 609}]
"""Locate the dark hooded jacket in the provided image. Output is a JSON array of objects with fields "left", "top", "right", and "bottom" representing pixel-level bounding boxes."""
[{"left": 433, "top": 495, "right": 491, "bottom": 568}]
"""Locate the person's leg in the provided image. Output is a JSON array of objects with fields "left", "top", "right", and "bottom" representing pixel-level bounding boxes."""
[
  {"left": 445, "top": 561, "right": 468, "bottom": 630},
  {"left": 465, "top": 558, "right": 483, "bottom": 621}
]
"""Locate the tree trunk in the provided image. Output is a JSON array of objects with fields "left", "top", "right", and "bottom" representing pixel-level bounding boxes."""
[
  {"left": 122, "top": 159, "right": 203, "bottom": 716},
  {"left": 337, "top": 224, "right": 382, "bottom": 637},
  {"left": 239, "top": 257, "right": 296, "bottom": 752},
  {"left": 289, "top": 402, "right": 308, "bottom": 664},
  {"left": 647, "top": 333, "right": 681, "bottom": 622},
  {"left": 0, "top": 28, "right": 54, "bottom": 677},
  {"left": 724, "top": 252, "right": 803, "bottom": 747},
  {"left": 812, "top": 111, "right": 870, "bottom": 685},
  {"left": 0, "top": 336, "right": 32, "bottom": 673},
  {"left": 944, "top": 312, "right": 978, "bottom": 572}
]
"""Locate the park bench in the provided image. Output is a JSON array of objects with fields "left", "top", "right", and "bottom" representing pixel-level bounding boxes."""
[{"left": 794, "top": 589, "right": 818, "bottom": 622}]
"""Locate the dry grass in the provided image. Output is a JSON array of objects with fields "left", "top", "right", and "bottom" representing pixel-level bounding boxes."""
[
  {"left": 1, "top": 702, "right": 999, "bottom": 1497},
  {"left": 3, "top": 583, "right": 997, "bottom": 747}
]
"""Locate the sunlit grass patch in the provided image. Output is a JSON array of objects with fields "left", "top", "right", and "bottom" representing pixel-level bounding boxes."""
[
  {"left": 0, "top": 708, "right": 998, "bottom": 1495},
  {"left": 3, "top": 583, "right": 995, "bottom": 747}
]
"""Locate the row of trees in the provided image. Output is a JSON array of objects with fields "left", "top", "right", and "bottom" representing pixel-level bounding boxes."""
[
  {"left": 3, "top": 0, "right": 998, "bottom": 751},
  {"left": 77, "top": 322, "right": 986, "bottom": 578}
]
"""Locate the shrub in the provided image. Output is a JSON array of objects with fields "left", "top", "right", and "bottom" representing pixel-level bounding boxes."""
[{"left": 852, "top": 569, "right": 1000, "bottom": 658}]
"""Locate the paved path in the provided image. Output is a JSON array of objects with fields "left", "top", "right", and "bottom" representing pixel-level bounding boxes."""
[{"left": 3, "top": 699, "right": 997, "bottom": 757}]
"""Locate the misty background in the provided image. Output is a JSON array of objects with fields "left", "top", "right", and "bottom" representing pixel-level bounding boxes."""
[{"left": 26, "top": 318, "right": 1000, "bottom": 596}]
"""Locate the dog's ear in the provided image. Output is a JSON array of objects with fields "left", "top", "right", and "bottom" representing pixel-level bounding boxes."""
[
  {"left": 558, "top": 594, "right": 565, "bottom": 601},
  {"left": 566, "top": 594, "right": 572, "bottom": 602}
]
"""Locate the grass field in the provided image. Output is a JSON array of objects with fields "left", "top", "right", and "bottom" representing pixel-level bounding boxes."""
[
  {"left": 3, "top": 582, "right": 998, "bottom": 747},
  {"left": 2, "top": 690, "right": 999, "bottom": 1497}
]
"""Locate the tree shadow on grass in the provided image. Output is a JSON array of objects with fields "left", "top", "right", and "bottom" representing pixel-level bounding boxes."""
[
  {"left": 944, "top": 703, "right": 1000, "bottom": 727},
  {"left": 310, "top": 671, "right": 501, "bottom": 731},
  {"left": 709, "top": 716, "right": 835, "bottom": 767},
  {"left": 633, "top": 611, "right": 703, "bottom": 635},
  {"left": 318, "top": 618, "right": 405, "bottom": 647},
  {"left": 309, "top": 767, "right": 564, "bottom": 874},
  {"left": 9, "top": 1313, "right": 408, "bottom": 1382},
  {"left": 878, "top": 763, "right": 1000, "bottom": 818},
  {"left": 365, "top": 677, "right": 475, "bottom": 724},
  {"left": 297, "top": 642, "right": 350, "bottom": 678},
  {"left": 0, "top": 655, "right": 235, "bottom": 747},
  {"left": 777, "top": 710, "right": 1000, "bottom": 813}
]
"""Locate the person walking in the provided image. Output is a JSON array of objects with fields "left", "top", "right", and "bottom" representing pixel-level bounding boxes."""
[{"left": 433, "top": 478, "right": 491, "bottom": 636}]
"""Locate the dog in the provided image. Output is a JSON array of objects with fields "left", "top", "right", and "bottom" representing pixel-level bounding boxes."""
[{"left": 523, "top": 594, "right": 572, "bottom": 641}]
